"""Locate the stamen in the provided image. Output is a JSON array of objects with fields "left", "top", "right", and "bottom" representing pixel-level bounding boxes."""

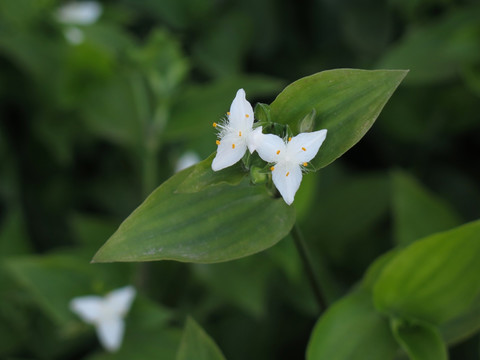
[
  {"left": 276, "top": 150, "right": 280, "bottom": 155},
  {"left": 216, "top": 140, "right": 220, "bottom": 145},
  {"left": 245, "top": 114, "right": 249, "bottom": 118},
  {"left": 227, "top": 112, "right": 231, "bottom": 115},
  {"left": 213, "top": 122, "right": 218, "bottom": 128},
  {"left": 303, "top": 162, "right": 308, "bottom": 167},
  {"left": 232, "top": 144, "right": 235, "bottom": 149},
  {"left": 302, "top": 147, "right": 306, "bottom": 151},
  {"left": 286, "top": 172, "right": 290, "bottom": 177},
  {"left": 288, "top": 137, "right": 292, "bottom": 142},
  {"left": 239, "top": 131, "right": 242, "bottom": 137},
  {"left": 270, "top": 166, "right": 275, "bottom": 171}
]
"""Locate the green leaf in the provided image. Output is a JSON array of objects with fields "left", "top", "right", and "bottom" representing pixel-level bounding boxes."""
[
  {"left": 307, "top": 289, "right": 398, "bottom": 360},
  {"left": 440, "top": 297, "right": 480, "bottom": 346},
  {"left": 391, "top": 319, "right": 447, "bottom": 360},
  {"left": 176, "top": 154, "right": 246, "bottom": 193},
  {"left": 392, "top": 170, "right": 462, "bottom": 246},
  {"left": 176, "top": 317, "right": 226, "bottom": 360},
  {"left": 93, "top": 165, "right": 295, "bottom": 263},
  {"left": 269, "top": 69, "right": 408, "bottom": 169},
  {"left": 374, "top": 220, "right": 480, "bottom": 325}
]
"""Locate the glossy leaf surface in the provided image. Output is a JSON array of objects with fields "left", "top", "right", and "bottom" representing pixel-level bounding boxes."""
[
  {"left": 270, "top": 69, "right": 408, "bottom": 169},
  {"left": 93, "top": 165, "right": 295, "bottom": 263}
]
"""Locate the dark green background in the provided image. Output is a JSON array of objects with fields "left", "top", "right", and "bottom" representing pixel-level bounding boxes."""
[{"left": 1, "top": 0, "right": 479, "bottom": 359}]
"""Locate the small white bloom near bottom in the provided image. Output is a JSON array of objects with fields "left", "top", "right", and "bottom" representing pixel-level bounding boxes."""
[{"left": 70, "top": 286, "right": 136, "bottom": 352}]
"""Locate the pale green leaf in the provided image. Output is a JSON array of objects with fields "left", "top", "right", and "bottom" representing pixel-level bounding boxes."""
[
  {"left": 374, "top": 220, "right": 480, "bottom": 325},
  {"left": 93, "top": 165, "right": 295, "bottom": 263},
  {"left": 307, "top": 289, "right": 398, "bottom": 360}
]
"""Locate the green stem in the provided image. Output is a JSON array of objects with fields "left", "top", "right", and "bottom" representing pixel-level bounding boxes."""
[{"left": 291, "top": 223, "right": 327, "bottom": 312}]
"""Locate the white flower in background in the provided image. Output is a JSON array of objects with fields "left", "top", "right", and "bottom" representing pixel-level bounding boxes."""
[
  {"left": 55, "top": 1, "right": 103, "bottom": 25},
  {"left": 63, "top": 27, "right": 85, "bottom": 45},
  {"left": 211, "top": 89, "right": 263, "bottom": 171},
  {"left": 70, "top": 286, "right": 136, "bottom": 352},
  {"left": 175, "top": 151, "right": 201, "bottom": 172},
  {"left": 256, "top": 130, "right": 327, "bottom": 205}
]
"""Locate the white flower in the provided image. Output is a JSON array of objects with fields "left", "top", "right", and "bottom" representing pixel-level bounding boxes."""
[
  {"left": 56, "top": 1, "right": 102, "bottom": 25},
  {"left": 70, "top": 286, "right": 136, "bottom": 352},
  {"left": 63, "top": 27, "right": 85, "bottom": 45},
  {"left": 175, "top": 151, "right": 201, "bottom": 172},
  {"left": 211, "top": 89, "right": 263, "bottom": 171},
  {"left": 256, "top": 130, "right": 327, "bottom": 205}
]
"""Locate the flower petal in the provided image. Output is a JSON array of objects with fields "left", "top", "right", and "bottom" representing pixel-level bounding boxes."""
[
  {"left": 212, "top": 137, "right": 247, "bottom": 171},
  {"left": 105, "top": 286, "right": 136, "bottom": 317},
  {"left": 70, "top": 296, "right": 103, "bottom": 324},
  {"left": 96, "top": 317, "right": 125, "bottom": 352},
  {"left": 229, "top": 89, "right": 254, "bottom": 129},
  {"left": 272, "top": 163, "right": 302, "bottom": 205},
  {"left": 288, "top": 129, "right": 327, "bottom": 163},
  {"left": 247, "top": 126, "right": 263, "bottom": 153},
  {"left": 256, "top": 134, "right": 286, "bottom": 163}
]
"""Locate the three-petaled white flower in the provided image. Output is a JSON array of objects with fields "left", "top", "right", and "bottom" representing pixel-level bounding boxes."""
[
  {"left": 70, "top": 286, "right": 136, "bottom": 352},
  {"left": 211, "top": 89, "right": 263, "bottom": 171},
  {"left": 256, "top": 130, "right": 327, "bottom": 205}
]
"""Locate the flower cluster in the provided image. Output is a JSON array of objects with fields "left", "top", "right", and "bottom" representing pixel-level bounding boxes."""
[{"left": 212, "top": 89, "right": 327, "bottom": 205}]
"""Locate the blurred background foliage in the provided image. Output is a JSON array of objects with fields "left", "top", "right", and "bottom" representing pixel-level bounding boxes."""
[{"left": 0, "top": 0, "right": 479, "bottom": 359}]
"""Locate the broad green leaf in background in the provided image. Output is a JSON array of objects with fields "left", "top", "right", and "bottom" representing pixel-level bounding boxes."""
[
  {"left": 93, "top": 161, "right": 295, "bottom": 263},
  {"left": 377, "top": 6, "right": 480, "bottom": 85},
  {"left": 5, "top": 253, "right": 133, "bottom": 326},
  {"left": 374, "top": 220, "right": 480, "bottom": 325},
  {"left": 176, "top": 317, "right": 226, "bottom": 360},
  {"left": 303, "top": 171, "right": 390, "bottom": 269},
  {"left": 269, "top": 69, "right": 408, "bottom": 169},
  {"left": 392, "top": 170, "right": 462, "bottom": 246},
  {"left": 391, "top": 319, "right": 447, "bottom": 360},
  {"left": 307, "top": 289, "right": 398, "bottom": 360}
]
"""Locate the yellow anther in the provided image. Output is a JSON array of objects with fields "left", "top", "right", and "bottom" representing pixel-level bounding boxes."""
[
  {"left": 270, "top": 166, "right": 275, "bottom": 171},
  {"left": 303, "top": 162, "right": 308, "bottom": 167},
  {"left": 239, "top": 131, "right": 242, "bottom": 136},
  {"left": 286, "top": 172, "right": 290, "bottom": 177},
  {"left": 232, "top": 143, "right": 235, "bottom": 149},
  {"left": 216, "top": 140, "right": 220, "bottom": 145},
  {"left": 245, "top": 114, "right": 249, "bottom": 118},
  {"left": 288, "top": 137, "right": 292, "bottom": 142},
  {"left": 213, "top": 122, "right": 218, "bottom": 128},
  {"left": 276, "top": 150, "right": 280, "bottom": 155},
  {"left": 227, "top": 112, "right": 231, "bottom": 115},
  {"left": 302, "top": 147, "right": 306, "bottom": 151}
]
